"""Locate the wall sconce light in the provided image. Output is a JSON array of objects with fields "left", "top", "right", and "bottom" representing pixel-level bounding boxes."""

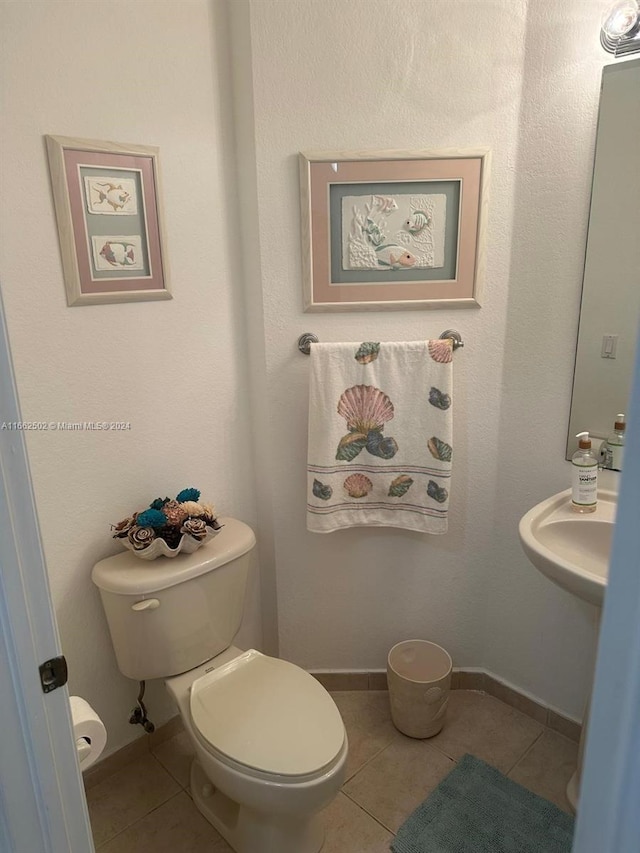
[{"left": 601, "top": 0, "right": 640, "bottom": 54}]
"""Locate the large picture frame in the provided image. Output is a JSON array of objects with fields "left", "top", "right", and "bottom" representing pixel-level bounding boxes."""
[
  {"left": 45, "top": 135, "right": 171, "bottom": 306},
  {"left": 299, "top": 149, "right": 490, "bottom": 312}
]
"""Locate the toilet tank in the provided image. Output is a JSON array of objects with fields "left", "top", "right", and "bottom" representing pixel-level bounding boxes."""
[{"left": 92, "top": 518, "right": 256, "bottom": 681}]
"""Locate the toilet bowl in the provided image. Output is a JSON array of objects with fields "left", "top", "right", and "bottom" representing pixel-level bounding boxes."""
[
  {"left": 92, "top": 518, "right": 348, "bottom": 853},
  {"left": 166, "top": 646, "right": 347, "bottom": 853}
]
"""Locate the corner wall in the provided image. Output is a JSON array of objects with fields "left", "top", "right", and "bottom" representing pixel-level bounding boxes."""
[
  {"left": 0, "top": 0, "right": 261, "bottom": 756},
  {"left": 234, "top": 0, "right": 607, "bottom": 717},
  {"left": 484, "top": 0, "right": 606, "bottom": 713}
]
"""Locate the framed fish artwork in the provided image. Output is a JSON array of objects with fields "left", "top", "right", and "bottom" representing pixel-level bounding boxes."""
[
  {"left": 45, "top": 135, "right": 171, "bottom": 306},
  {"left": 299, "top": 149, "right": 490, "bottom": 311}
]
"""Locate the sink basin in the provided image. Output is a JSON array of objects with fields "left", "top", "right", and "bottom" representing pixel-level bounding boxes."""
[
  {"left": 519, "top": 487, "right": 616, "bottom": 811},
  {"left": 518, "top": 489, "right": 616, "bottom": 607}
]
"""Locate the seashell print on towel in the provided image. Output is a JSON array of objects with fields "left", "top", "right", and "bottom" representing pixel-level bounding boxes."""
[
  {"left": 336, "top": 432, "right": 368, "bottom": 461},
  {"left": 344, "top": 473, "right": 373, "bottom": 498},
  {"left": 366, "top": 430, "right": 398, "bottom": 459},
  {"left": 336, "top": 385, "right": 398, "bottom": 461},
  {"left": 355, "top": 342, "right": 380, "bottom": 364},
  {"left": 312, "top": 479, "right": 333, "bottom": 501},
  {"left": 428, "top": 387, "right": 451, "bottom": 410},
  {"left": 388, "top": 475, "right": 414, "bottom": 498},
  {"left": 427, "top": 479, "right": 448, "bottom": 504},
  {"left": 427, "top": 339, "right": 453, "bottom": 364},
  {"left": 428, "top": 436, "right": 452, "bottom": 463},
  {"left": 338, "top": 385, "right": 394, "bottom": 432}
]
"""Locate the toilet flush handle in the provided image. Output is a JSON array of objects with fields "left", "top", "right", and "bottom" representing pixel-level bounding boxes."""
[{"left": 131, "top": 598, "right": 160, "bottom": 611}]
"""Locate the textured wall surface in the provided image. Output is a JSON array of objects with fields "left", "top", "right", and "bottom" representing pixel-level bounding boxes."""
[
  {"left": 0, "top": 0, "right": 261, "bottom": 756},
  {"left": 482, "top": 0, "right": 609, "bottom": 710},
  {"left": 236, "top": 0, "right": 608, "bottom": 718},
  {"left": 1, "top": 0, "right": 617, "bottom": 757}
]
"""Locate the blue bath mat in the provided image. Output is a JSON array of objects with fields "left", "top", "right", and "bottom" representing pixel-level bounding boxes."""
[{"left": 391, "top": 754, "right": 574, "bottom": 853}]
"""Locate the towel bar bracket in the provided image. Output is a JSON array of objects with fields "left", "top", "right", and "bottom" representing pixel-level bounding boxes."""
[
  {"left": 297, "top": 330, "right": 464, "bottom": 355},
  {"left": 438, "top": 329, "right": 464, "bottom": 350},
  {"left": 297, "top": 332, "right": 319, "bottom": 355}
]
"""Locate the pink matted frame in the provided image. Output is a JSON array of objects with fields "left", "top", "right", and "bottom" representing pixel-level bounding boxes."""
[
  {"left": 45, "top": 135, "right": 171, "bottom": 306},
  {"left": 299, "top": 149, "right": 490, "bottom": 312}
]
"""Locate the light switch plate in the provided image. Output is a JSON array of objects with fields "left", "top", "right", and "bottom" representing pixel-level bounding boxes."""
[{"left": 601, "top": 334, "right": 618, "bottom": 358}]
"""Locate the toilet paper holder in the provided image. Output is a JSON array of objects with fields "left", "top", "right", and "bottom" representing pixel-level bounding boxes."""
[
  {"left": 70, "top": 695, "right": 107, "bottom": 771},
  {"left": 76, "top": 736, "right": 94, "bottom": 765}
]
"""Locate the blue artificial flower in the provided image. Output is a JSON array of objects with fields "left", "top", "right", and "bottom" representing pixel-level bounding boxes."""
[
  {"left": 136, "top": 508, "right": 169, "bottom": 529},
  {"left": 150, "top": 497, "right": 170, "bottom": 510},
  {"left": 176, "top": 487, "right": 200, "bottom": 502}
]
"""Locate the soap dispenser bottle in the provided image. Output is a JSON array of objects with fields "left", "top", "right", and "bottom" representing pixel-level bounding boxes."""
[
  {"left": 571, "top": 432, "right": 598, "bottom": 513},
  {"left": 604, "top": 414, "right": 626, "bottom": 471}
]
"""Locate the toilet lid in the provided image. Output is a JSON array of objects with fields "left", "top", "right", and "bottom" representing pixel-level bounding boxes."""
[{"left": 190, "top": 650, "right": 345, "bottom": 776}]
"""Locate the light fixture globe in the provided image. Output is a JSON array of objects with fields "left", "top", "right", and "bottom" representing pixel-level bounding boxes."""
[{"left": 601, "top": 0, "right": 640, "bottom": 53}]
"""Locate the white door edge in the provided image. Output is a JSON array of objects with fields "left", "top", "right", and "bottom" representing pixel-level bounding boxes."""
[
  {"left": 573, "top": 327, "right": 640, "bottom": 853},
  {"left": 0, "top": 285, "right": 94, "bottom": 853}
]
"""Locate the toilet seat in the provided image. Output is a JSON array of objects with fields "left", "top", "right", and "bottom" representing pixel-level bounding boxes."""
[{"left": 190, "top": 649, "right": 345, "bottom": 777}]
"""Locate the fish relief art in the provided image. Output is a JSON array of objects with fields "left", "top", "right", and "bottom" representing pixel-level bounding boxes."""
[
  {"left": 341, "top": 193, "right": 446, "bottom": 272},
  {"left": 84, "top": 176, "right": 138, "bottom": 215},
  {"left": 91, "top": 235, "right": 144, "bottom": 272},
  {"left": 335, "top": 385, "right": 399, "bottom": 461}
]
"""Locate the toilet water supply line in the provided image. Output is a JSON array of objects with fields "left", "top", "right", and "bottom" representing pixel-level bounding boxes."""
[{"left": 129, "top": 680, "right": 155, "bottom": 733}]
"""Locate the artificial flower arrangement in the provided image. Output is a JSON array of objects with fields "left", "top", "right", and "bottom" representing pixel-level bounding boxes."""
[{"left": 111, "top": 487, "right": 222, "bottom": 560}]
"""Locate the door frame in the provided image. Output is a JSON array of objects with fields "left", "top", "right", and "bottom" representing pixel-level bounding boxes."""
[{"left": 0, "top": 286, "right": 94, "bottom": 853}]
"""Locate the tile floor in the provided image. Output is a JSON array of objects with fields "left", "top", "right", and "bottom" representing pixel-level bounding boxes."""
[{"left": 86, "top": 689, "right": 578, "bottom": 852}]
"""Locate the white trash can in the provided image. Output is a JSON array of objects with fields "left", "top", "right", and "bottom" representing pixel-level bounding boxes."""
[{"left": 387, "top": 639, "right": 452, "bottom": 738}]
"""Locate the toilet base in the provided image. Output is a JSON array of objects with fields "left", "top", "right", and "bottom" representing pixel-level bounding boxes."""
[{"left": 190, "top": 759, "right": 325, "bottom": 853}]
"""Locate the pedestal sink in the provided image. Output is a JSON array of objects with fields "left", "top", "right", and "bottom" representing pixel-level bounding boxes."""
[
  {"left": 518, "top": 488, "right": 616, "bottom": 811},
  {"left": 519, "top": 488, "right": 615, "bottom": 606}
]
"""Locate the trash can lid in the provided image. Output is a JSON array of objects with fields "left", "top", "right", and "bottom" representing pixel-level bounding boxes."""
[{"left": 388, "top": 639, "right": 452, "bottom": 683}]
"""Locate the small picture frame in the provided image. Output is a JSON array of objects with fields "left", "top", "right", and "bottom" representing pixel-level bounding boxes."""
[
  {"left": 299, "top": 149, "right": 490, "bottom": 312},
  {"left": 45, "top": 135, "right": 171, "bottom": 306}
]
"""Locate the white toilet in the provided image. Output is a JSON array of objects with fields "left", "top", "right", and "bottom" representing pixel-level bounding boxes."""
[{"left": 92, "top": 518, "right": 347, "bottom": 853}]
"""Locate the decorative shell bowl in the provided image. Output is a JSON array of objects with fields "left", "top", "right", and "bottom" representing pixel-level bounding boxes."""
[
  {"left": 111, "top": 487, "right": 222, "bottom": 562},
  {"left": 119, "top": 525, "right": 221, "bottom": 561}
]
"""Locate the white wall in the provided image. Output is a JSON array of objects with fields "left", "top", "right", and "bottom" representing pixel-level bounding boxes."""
[
  {"left": 0, "top": 0, "right": 261, "bottom": 756},
  {"left": 484, "top": 0, "right": 607, "bottom": 715},
  {"left": 234, "top": 0, "right": 608, "bottom": 718},
  {"left": 1, "top": 0, "right": 616, "bottom": 752}
]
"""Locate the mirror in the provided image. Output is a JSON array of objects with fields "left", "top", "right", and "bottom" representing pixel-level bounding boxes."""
[{"left": 567, "top": 59, "right": 640, "bottom": 461}]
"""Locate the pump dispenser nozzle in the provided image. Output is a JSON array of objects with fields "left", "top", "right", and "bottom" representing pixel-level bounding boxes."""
[{"left": 576, "top": 431, "right": 592, "bottom": 449}]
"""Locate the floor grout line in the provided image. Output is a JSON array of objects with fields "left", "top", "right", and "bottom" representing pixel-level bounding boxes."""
[
  {"left": 90, "top": 690, "right": 575, "bottom": 850},
  {"left": 420, "top": 737, "right": 459, "bottom": 764},
  {"left": 504, "top": 728, "right": 546, "bottom": 777},
  {"left": 340, "top": 789, "right": 397, "bottom": 837},
  {"left": 93, "top": 790, "right": 185, "bottom": 850},
  {"left": 152, "top": 755, "right": 191, "bottom": 791},
  {"left": 341, "top": 733, "right": 400, "bottom": 784}
]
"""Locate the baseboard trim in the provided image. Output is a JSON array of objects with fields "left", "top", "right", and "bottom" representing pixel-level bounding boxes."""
[
  {"left": 85, "top": 665, "right": 581, "bottom": 788},
  {"left": 310, "top": 668, "right": 582, "bottom": 743}
]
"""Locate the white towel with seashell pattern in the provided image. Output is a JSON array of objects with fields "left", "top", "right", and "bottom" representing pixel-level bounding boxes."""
[{"left": 307, "top": 340, "right": 453, "bottom": 534}]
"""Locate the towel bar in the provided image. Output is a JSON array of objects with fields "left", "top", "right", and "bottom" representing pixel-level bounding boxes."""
[{"left": 297, "top": 330, "right": 464, "bottom": 355}]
